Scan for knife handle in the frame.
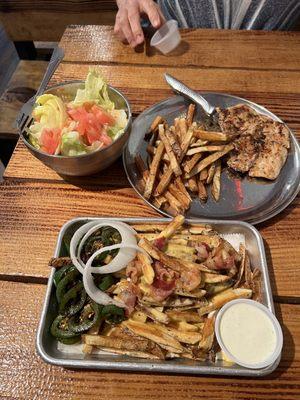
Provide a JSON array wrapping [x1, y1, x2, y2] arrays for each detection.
[[164, 73, 215, 115]]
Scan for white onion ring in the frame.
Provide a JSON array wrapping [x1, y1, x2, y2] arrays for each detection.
[[70, 220, 136, 274], [83, 244, 148, 307], [76, 222, 137, 272]]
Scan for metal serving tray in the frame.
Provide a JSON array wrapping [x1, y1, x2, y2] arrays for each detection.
[[37, 217, 280, 376]]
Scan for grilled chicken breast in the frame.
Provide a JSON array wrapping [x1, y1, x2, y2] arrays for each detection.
[[218, 104, 290, 180]]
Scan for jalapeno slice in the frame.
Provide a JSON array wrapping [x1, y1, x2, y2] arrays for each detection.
[[101, 304, 125, 324], [50, 315, 81, 342], [97, 275, 116, 291], [53, 265, 75, 287], [69, 302, 102, 333], [59, 282, 87, 316], [56, 268, 80, 303]]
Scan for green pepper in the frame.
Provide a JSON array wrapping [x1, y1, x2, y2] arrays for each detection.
[[53, 265, 75, 287], [50, 315, 81, 342], [59, 282, 86, 316], [56, 268, 80, 303], [69, 302, 102, 334], [101, 304, 125, 324], [98, 275, 116, 291]]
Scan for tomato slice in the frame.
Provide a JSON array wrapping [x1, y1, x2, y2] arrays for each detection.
[[68, 104, 115, 145], [40, 128, 61, 155], [91, 105, 115, 126]]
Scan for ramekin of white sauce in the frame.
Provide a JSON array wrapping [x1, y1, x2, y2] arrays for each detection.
[[215, 299, 283, 369]]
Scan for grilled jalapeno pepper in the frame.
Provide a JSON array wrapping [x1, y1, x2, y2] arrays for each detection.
[[56, 268, 80, 303], [50, 315, 81, 343], [101, 304, 125, 324], [59, 282, 86, 316], [97, 275, 116, 291], [69, 302, 102, 334], [53, 265, 75, 287]]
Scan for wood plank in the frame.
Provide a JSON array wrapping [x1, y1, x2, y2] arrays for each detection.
[[0, 179, 299, 299], [0, 12, 115, 42], [1, 280, 300, 399], [59, 26, 300, 71], [49, 63, 300, 95], [0, 180, 158, 281], [0, 60, 48, 139]]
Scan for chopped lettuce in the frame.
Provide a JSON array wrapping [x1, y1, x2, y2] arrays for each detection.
[[60, 131, 101, 156], [108, 109, 128, 139], [72, 69, 114, 110], [28, 93, 68, 148]]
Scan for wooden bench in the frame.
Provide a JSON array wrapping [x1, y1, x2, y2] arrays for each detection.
[[0, 0, 117, 42], [0, 60, 47, 140]]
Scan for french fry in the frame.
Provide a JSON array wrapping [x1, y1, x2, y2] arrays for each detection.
[[164, 190, 184, 214], [159, 125, 182, 177], [211, 161, 222, 201], [166, 129, 182, 159], [187, 176, 198, 193], [154, 324, 202, 344], [143, 141, 165, 199], [186, 145, 225, 156], [137, 252, 154, 285], [157, 215, 185, 239], [197, 288, 252, 316], [193, 129, 228, 142], [187, 145, 234, 178], [206, 162, 216, 184], [198, 179, 208, 202], [203, 272, 232, 283], [186, 104, 196, 127], [139, 238, 213, 274], [123, 320, 184, 353], [200, 168, 208, 181], [179, 118, 187, 139], [150, 115, 164, 133], [166, 310, 204, 323], [168, 183, 190, 210], [184, 153, 202, 173], [174, 177, 192, 201], [198, 313, 215, 351], [234, 244, 246, 288]]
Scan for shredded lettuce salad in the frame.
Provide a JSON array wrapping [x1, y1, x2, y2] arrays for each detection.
[[28, 69, 128, 156]]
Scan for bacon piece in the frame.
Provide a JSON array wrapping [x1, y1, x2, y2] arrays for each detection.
[[118, 282, 139, 316], [149, 262, 176, 301], [153, 237, 167, 251], [126, 261, 143, 284]]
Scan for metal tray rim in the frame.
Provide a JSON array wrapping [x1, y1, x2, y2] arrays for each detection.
[[36, 216, 280, 376]]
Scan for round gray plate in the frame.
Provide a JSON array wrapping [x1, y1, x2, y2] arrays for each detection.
[[123, 93, 300, 224]]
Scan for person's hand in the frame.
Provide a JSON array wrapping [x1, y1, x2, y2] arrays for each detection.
[[115, 0, 165, 47]]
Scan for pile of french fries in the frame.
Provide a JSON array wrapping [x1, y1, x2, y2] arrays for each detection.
[[83, 216, 262, 361], [134, 104, 234, 215]]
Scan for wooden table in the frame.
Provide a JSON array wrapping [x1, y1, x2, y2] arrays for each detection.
[[1, 26, 300, 399]]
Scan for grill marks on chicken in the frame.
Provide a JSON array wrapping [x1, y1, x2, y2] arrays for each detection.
[[217, 104, 290, 180]]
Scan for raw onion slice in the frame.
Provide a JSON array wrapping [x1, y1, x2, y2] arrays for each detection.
[[70, 220, 136, 274], [83, 244, 148, 307]]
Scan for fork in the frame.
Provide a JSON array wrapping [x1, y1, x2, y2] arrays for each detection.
[[15, 46, 65, 131]]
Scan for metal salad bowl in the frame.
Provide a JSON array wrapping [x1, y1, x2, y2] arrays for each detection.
[[20, 81, 132, 176]]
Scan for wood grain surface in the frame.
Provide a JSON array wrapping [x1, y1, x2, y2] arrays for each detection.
[[0, 179, 298, 300], [1, 281, 299, 400], [60, 26, 300, 71], [48, 63, 300, 95]]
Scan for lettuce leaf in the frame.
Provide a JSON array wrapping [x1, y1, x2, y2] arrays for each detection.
[[72, 68, 114, 110], [60, 131, 101, 156]]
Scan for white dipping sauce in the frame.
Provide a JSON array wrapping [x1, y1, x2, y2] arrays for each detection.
[[220, 302, 277, 365]]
